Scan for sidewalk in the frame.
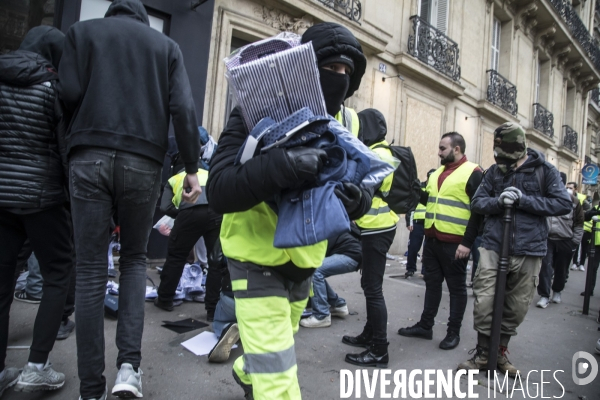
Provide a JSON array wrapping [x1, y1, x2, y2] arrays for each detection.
[[3, 257, 599, 399]]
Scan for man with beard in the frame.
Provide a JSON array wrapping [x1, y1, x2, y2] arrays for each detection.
[[398, 132, 482, 350]]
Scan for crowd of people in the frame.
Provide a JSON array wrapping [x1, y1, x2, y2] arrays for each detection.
[[0, 0, 599, 399]]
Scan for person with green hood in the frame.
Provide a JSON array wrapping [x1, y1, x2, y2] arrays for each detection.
[[0, 25, 73, 395], [458, 122, 571, 376]]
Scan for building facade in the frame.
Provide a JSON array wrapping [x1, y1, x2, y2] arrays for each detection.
[[203, 0, 600, 252]]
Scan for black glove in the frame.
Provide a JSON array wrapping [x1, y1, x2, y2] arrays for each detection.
[[285, 147, 328, 185], [335, 182, 363, 218]]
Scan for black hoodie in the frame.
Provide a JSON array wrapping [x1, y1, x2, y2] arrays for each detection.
[[0, 26, 67, 210], [357, 108, 387, 146], [57, 0, 199, 172]]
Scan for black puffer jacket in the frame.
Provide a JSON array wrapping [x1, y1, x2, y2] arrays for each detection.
[[0, 26, 67, 209], [472, 149, 572, 256]]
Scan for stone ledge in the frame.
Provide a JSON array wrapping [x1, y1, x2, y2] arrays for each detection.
[[475, 100, 520, 124], [557, 145, 579, 161], [390, 53, 465, 98], [526, 127, 557, 148]]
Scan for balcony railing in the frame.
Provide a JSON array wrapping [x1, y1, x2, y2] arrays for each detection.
[[315, 0, 362, 23], [533, 103, 554, 138], [407, 15, 461, 81], [562, 125, 579, 153], [549, 0, 600, 73], [486, 70, 518, 116]]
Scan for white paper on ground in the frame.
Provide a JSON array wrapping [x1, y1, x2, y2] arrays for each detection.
[[181, 331, 238, 356], [153, 215, 175, 230]]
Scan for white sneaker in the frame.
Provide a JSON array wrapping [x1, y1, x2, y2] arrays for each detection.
[[330, 304, 349, 317], [579, 265, 586, 272], [551, 292, 562, 304], [14, 362, 64, 392], [571, 264, 579, 271], [112, 363, 142, 398], [299, 315, 331, 328], [536, 297, 550, 309]]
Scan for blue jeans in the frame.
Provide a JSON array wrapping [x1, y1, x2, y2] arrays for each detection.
[[311, 254, 358, 318], [69, 147, 162, 399], [26, 253, 43, 298], [213, 292, 236, 338], [406, 221, 425, 273]]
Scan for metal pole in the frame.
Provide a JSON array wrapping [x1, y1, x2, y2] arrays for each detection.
[[583, 217, 597, 315], [487, 203, 513, 373]]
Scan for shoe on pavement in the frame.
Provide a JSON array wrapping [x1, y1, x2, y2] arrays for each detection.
[[466, 281, 473, 288], [78, 386, 107, 400], [112, 363, 142, 398], [342, 331, 373, 348], [153, 297, 182, 311], [439, 331, 460, 350], [570, 264, 578, 271], [551, 292, 562, 304], [596, 339, 600, 355], [497, 346, 519, 378], [345, 342, 389, 368], [536, 297, 550, 309], [580, 291, 595, 296], [397, 323, 433, 340], [457, 345, 488, 371], [13, 289, 41, 304], [56, 318, 75, 340], [300, 315, 331, 328], [330, 304, 349, 317], [404, 271, 414, 279], [208, 323, 240, 363], [0, 367, 21, 397], [14, 362, 64, 392], [579, 265, 586, 272]]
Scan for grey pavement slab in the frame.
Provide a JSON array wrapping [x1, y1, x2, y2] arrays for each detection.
[[3, 257, 600, 399]]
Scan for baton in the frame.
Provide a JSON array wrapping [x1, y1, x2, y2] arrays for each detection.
[[487, 202, 513, 373]]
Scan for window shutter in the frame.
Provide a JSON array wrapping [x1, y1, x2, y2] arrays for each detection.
[[436, 0, 448, 33], [419, 0, 432, 23]]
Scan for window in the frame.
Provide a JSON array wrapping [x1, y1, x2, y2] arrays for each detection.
[[491, 18, 501, 71], [0, 0, 55, 55], [418, 0, 448, 34], [536, 60, 541, 103], [79, 0, 167, 33]]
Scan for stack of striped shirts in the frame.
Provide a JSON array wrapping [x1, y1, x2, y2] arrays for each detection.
[[225, 33, 327, 131]]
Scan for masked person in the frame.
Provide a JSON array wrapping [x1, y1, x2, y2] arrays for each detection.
[[458, 122, 571, 376], [567, 181, 591, 272], [206, 22, 371, 400]]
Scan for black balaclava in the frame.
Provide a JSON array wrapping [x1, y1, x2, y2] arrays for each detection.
[[320, 70, 350, 117]]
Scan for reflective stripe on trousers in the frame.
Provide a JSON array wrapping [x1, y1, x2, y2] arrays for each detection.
[[229, 259, 311, 400]]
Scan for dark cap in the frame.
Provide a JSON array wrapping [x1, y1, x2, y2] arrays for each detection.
[[319, 54, 355, 75]]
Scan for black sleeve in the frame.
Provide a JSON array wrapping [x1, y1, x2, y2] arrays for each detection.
[[585, 208, 599, 221], [419, 189, 428, 206], [461, 169, 484, 249], [159, 182, 179, 219], [206, 107, 300, 214], [169, 45, 200, 174], [347, 186, 373, 221]]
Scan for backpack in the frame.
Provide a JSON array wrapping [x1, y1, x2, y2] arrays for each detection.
[[373, 144, 421, 214]]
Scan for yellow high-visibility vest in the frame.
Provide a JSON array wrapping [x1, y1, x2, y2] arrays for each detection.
[[168, 168, 209, 208], [355, 141, 399, 230], [413, 203, 427, 220], [335, 106, 359, 137], [424, 161, 478, 236]]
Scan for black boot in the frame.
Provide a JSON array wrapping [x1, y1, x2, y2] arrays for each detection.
[[342, 330, 373, 348], [345, 342, 389, 367]]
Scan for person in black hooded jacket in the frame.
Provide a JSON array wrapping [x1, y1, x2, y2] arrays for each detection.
[[206, 22, 371, 400], [57, 1, 202, 399], [0, 25, 73, 394]]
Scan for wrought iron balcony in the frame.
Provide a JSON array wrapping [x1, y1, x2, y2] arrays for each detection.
[[549, 0, 600, 73], [533, 103, 554, 138], [407, 15, 461, 81], [314, 0, 361, 23], [486, 70, 518, 116], [562, 125, 578, 153]]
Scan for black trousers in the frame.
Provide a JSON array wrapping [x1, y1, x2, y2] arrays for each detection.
[[538, 239, 574, 298], [157, 206, 221, 313], [587, 245, 600, 293], [573, 231, 591, 267], [419, 237, 468, 334], [0, 205, 74, 370], [360, 228, 396, 344]]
